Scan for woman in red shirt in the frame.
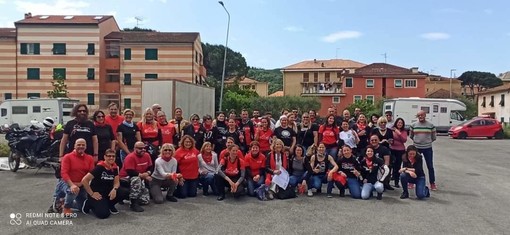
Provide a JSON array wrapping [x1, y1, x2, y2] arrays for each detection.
[[137, 108, 162, 163], [173, 135, 200, 199], [156, 111, 176, 145], [215, 144, 246, 201], [318, 114, 340, 160], [244, 141, 266, 197], [254, 116, 273, 156]]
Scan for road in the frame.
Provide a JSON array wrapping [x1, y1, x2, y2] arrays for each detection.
[[1, 136, 509, 235]]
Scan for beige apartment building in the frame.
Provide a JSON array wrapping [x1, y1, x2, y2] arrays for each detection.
[[0, 14, 205, 115], [425, 75, 463, 98], [224, 76, 269, 97]]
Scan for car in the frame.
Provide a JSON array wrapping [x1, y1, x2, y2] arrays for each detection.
[[448, 117, 504, 139]]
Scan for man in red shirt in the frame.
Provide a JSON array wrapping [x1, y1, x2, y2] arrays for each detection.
[[105, 103, 124, 134], [59, 138, 95, 217], [119, 141, 153, 212], [157, 111, 176, 145]]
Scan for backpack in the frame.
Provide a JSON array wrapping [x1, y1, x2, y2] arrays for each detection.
[[276, 185, 296, 200]]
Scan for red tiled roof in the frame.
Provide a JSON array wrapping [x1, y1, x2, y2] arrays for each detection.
[[353, 63, 428, 76], [269, 91, 284, 97], [0, 28, 16, 38], [426, 88, 461, 98], [225, 76, 265, 84], [105, 31, 198, 43], [477, 83, 510, 95], [15, 15, 113, 25], [283, 59, 366, 70]]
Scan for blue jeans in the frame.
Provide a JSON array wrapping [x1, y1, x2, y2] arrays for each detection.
[[53, 179, 67, 199], [174, 178, 198, 198], [309, 174, 328, 191], [247, 175, 265, 196], [289, 171, 308, 187], [325, 147, 338, 160], [361, 182, 384, 200], [199, 173, 217, 195], [417, 147, 435, 184], [400, 173, 429, 199], [328, 178, 361, 199], [55, 180, 87, 209]]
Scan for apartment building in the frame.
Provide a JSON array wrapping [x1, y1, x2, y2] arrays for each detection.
[[477, 84, 510, 124], [224, 76, 269, 97], [0, 14, 205, 115], [425, 75, 463, 98]]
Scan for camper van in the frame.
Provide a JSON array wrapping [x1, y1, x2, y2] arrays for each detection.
[[383, 98, 466, 133], [0, 98, 79, 127]]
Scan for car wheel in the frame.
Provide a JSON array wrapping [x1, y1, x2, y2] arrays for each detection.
[[458, 131, 467, 139], [495, 130, 504, 139]]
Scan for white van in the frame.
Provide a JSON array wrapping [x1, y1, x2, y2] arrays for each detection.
[[383, 98, 466, 132], [0, 98, 79, 127]]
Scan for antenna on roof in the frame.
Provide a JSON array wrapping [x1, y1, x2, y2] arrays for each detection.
[[381, 53, 387, 63], [134, 16, 144, 27]]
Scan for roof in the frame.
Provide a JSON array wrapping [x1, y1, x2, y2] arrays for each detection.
[[353, 63, 428, 76], [426, 88, 461, 98], [282, 59, 366, 70], [269, 91, 284, 97], [499, 72, 510, 81], [105, 31, 199, 43], [15, 15, 114, 25], [477, 83, 510, 95], [225, 76, 266, 84], [0, 28, 16, 38]]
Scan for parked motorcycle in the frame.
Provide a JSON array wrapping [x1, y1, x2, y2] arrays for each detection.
[[5, 124, 60, 172]]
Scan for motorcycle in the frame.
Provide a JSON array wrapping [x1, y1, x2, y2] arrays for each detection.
[[5, 123, 60, 172]]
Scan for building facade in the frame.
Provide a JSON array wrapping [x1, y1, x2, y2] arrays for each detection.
[[477, 84, 510, 124], [425, 75, 463, 98], [224, 76, 269, 97], [0, 14, 205, 115]]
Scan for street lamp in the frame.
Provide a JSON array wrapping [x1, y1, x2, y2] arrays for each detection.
[[218, 1, 230, 112], [450, 69, 456, 98]]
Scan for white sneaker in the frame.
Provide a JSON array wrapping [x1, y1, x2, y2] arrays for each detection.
[[307, 189, 313, 197]]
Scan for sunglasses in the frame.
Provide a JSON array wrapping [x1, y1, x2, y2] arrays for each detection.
[[135, 147, 145, 150], [162, 149, 173, 152], [78, 110, 87, 113], [192, 119, 199, 121], [105, 155, 116, 158], [96, 115, 104, 118]]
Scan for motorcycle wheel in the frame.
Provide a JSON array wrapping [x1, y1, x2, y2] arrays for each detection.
[[8, 152, 20, 172]]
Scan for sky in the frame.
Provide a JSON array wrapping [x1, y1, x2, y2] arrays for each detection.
[[1, 0, 509, 77]]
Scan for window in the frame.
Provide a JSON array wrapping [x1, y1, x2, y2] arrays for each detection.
[[106, 70, 120, 82], [27, 93, 40, 98], [481, 97, 486, 107], [52, 43, 66, 55], [501, 117, 505, 123], [124, 48, 131, 60], [53, 68, 66, 79], [490, 96, 494, 107], [124, 98, 131, 109], [1, 108, 6, 116], [325, 73, 330, 83], [87, 68, 95, 80], [314, 73, 318, 82], [500, 94, 505, 107], [124, 73, 132, 85], [440, 107, 447, 113], [433, 105, 439, 113], [394, 79, 402, 88], [303, 73, 309, 82], [145, 74, 158, 79], [27, 68, 40, 80], [106, 41, 120, 58], [354, 95, 362, 103], [87, 43, 95, 55], [332, 97, 340, 104], [421, 106, 430, 114], [337, 72, 342, 78], [404, 79, 417, 88], [366, 95, 374, 104], [20, 43, 40, 55], [366, 79, 374, 88], [4, 93, 12, 100], [87, 93, 95, 105], [345, 77, 353, 88], [12, 106, 28, 114], [145, 48, 158, 60], [33, 106, 41, 113]]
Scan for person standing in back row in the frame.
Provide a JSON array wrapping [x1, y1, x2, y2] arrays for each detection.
[[59, 104, 98, 161], [409, 110, 437, 191]]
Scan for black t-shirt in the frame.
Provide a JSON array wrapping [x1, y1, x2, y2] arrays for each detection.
[[373, 145, 391, 161], [224, 129, 242, 147], [373, 128, 394, 149], [117, 123, 140, 150], [297, 123, 318, 147], [89, 165, 118, 196], [359, 157, 385, 184], [95, 124, 115, 152], [64, 119, 96, 155], [403, 156, 425, 177], [273, 126, 296, 147], [337, 156, 361, 178]]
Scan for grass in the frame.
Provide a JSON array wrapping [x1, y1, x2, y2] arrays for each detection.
[[504, 126, 510, 139], [0, 143, 9, 157]]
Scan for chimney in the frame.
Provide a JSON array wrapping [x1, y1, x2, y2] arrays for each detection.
[[313, 59, 317, 63], [410, 67, 419, 73], [321, 62, 325, 67], [24, 12, 32, 19]]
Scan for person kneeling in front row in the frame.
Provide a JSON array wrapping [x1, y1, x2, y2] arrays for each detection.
[[360, 146, 389, 200], [150, 143, 181, 203], [215, 144, 246, 201], [81, 149, 129, 219], [399, 145, 430, 200]]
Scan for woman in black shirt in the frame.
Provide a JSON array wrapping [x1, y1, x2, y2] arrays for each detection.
[[93, 111, 116, 161], [399, 145, 430, 200], [360, 146, 389, 200], [296, 113, 318, 151], [328, 145, 362, 199], [117, 109, 141, 164]]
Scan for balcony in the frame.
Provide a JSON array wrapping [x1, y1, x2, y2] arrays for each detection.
[[301, 87, 345, 96], [301, 77, 343, 84]]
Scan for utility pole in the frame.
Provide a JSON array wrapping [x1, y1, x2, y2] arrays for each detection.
[[381, 53, 387, 63], [135, 16, 143, 27], [450, 69, 456, 98]]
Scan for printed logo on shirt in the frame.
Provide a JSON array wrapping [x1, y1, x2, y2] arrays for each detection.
[[71, 125, 91, 135], [101, 171, 115, 181], [281, 130, 291, 138], [341, 162, 355, 171], [184, 153, 197, 160]]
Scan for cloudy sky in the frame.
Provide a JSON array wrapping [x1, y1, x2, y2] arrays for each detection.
[[1, 0, 509, 77]]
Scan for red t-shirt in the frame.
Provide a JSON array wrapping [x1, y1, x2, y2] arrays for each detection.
[[244, 152, 266, 176], [158, 122, 176, 144], [319, 125, 339, 145], [105, 115, 124, 134], [174, 147, 200, 180], [220, 149, 245, 161], [257, 129, 273, 152], [61, 151, 95, 183], [220, 157, 246, 177], [119, 152, 153, 178], [137, 122, 160, 144]]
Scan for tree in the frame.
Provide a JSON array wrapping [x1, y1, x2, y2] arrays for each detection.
[[47, 75, 69, 98], [247, 67, 283, 94], [458, 71, 503, 96], [345, 99, 384, 117], [202, 43, 248, 80], [122, 27, 156, 32]]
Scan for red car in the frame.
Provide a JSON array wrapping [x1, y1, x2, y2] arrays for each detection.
[[448, 117, 504, 139]]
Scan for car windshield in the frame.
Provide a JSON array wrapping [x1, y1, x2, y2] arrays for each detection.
[[457, 120, 471, 126]]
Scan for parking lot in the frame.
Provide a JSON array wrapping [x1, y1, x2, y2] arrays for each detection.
[[1, 136, 510, 235]]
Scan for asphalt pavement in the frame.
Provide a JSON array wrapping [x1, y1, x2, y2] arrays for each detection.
[[1, 136, 510, 235]]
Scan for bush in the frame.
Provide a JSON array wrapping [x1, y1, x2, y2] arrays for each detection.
[[0, 143, 10, 157], [504, 126, 510, 139], [223, 94, 321, 117]]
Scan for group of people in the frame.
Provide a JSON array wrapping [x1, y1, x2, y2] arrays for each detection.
[[48, 103, 437, 219]]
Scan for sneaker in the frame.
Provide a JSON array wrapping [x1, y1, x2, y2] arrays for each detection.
[[217, 195, 225, 201], [166, 196, 178, 202], [400, 192, 409, 199], [63, 207, 73, 218], [47, 204, 55, 213], [430, 183, 437, 191], [267, 191, 275, 200], [327, 193, 333, 198], [376, 193, 383, 200], [408, 183, 415, 189], [307, 189, 313, 197], [394, 182, 400, 188], [109, 206, 119, 214], [425, 186, 431, 198], [81, 199, 90, 214], [339, 189, 345, 197], [384, 184, 395, 191], [130, 200, 144, 212]]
